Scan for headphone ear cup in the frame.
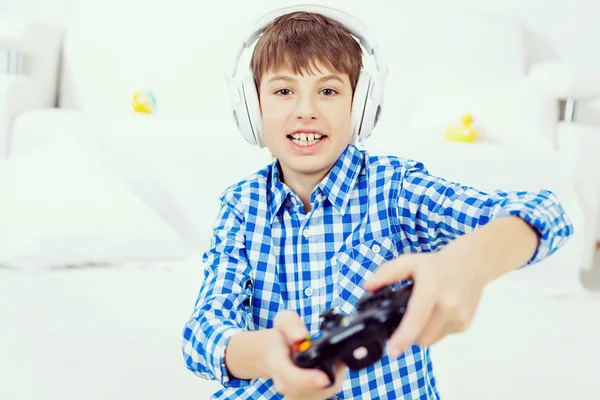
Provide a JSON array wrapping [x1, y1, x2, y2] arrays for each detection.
[[351, 71, 370, 144], [353, 71, 383, 145], [358, 83, 382, 145], [230, 75, 257, 146], [241, 74, 264, 147]]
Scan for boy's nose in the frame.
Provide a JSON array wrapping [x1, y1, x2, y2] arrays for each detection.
[[294, 96, 318, 120]]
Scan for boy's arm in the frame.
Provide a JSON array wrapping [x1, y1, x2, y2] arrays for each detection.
[[181, 198, 255, 389], [362, 160, 575, 356], [394, 160, 574, 266]]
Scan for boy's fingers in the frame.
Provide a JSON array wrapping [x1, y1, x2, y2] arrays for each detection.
[[315, 361, 348, 396], [280, 359, 331, 389], [274, 310, 309, 344], [334, 361, 349, 384], [363, 255, 416, 291], [387, 279, 436, 357], [414, 307, 448, 347]]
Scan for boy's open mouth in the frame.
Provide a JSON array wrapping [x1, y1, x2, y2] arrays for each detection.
[[286, 132, 327, 147]]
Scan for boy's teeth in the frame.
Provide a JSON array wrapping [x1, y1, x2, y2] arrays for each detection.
[[290, 132, 324, 146], [291, 132, 323, 140]]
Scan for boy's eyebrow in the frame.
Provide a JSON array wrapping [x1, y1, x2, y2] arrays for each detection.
[[267, 74, 345, 85]]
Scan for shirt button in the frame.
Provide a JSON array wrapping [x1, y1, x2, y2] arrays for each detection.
[[302, 229, 311, 239], [371, 244, 381, 254], [304, 287, 313, 297]]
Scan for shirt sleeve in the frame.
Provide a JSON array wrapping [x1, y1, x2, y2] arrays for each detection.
[[181, 194, 254, 389], [394, 160, 575, 266]]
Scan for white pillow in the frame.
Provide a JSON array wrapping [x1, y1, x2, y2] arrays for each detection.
[[403, 70, 558, 150], [93, 114, 272, 250], [0, 141, 189, 273]]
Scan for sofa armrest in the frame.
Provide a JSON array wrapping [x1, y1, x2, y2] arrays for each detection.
[[0, 16, 63, 159], [0, 75, 45, 158], [529, 61, 600, 100], [555, 121, 600, 269]]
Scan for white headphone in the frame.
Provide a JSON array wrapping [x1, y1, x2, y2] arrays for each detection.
[[224, 4, 389, 148]]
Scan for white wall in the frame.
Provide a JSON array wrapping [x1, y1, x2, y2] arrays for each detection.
[[3, 0, 599, 65], [2, 0, 600, 120]]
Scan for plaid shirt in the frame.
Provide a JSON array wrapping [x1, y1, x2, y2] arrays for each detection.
[[182, 144, 573, 399]]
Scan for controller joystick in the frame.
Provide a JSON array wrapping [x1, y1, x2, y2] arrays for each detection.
[[356, 285, 394, 311], [319, 308, 344, 330]]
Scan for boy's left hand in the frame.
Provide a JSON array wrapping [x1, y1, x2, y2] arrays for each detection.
[[363, 250, 487, 358]]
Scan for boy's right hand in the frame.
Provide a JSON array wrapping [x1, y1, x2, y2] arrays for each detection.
[[264, 310, 348, 400]]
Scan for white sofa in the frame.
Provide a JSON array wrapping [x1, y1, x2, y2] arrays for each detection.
[[2, 4, 600, 400]]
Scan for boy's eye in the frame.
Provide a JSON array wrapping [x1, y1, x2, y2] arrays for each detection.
[[320, 88, 338, 96], [273, 88, 338, 96]]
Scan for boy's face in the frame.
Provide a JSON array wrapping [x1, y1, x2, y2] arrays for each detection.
[[258, 62, 353, 183]]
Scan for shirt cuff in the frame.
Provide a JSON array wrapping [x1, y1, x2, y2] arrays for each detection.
[[491, 199, 571, 267], [208, 325, 252, 389]]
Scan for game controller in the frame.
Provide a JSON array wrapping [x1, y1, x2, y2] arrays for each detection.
[[291, 283, 413, 386]]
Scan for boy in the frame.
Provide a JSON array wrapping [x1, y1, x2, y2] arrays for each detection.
[[182, 7, 574, 400]]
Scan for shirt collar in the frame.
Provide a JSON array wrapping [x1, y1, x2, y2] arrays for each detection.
[[268, 163, 292, 222], [317, 144, 364, 215], [268, 144, 364, 222]]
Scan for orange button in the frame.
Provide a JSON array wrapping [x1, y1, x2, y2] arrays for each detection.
[[299, 340, 311, 352]]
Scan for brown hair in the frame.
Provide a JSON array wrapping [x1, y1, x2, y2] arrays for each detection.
[[250, 11, 363, 94]]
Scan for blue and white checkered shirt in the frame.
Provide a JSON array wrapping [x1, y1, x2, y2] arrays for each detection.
[[182, 144, 573, 399]]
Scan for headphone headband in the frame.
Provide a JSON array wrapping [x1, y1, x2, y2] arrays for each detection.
[[227, 4, 388, 94]]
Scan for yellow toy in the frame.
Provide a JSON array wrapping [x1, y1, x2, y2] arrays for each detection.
[[444, 113, 478, 142], [132, 91, 156, 114]]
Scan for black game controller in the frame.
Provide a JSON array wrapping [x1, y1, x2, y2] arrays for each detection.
[[291, 283, 413, 386]]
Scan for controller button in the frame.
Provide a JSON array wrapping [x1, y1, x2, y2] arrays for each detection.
[[299, 340, 311, 352], [353, 346, 368, 360]]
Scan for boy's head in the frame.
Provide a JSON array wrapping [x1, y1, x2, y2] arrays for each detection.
[[249, 11, 364, 182]]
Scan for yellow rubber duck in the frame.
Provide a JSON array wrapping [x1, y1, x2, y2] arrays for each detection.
[[132, 91, 156, 114], [444, 113, 478, 142]]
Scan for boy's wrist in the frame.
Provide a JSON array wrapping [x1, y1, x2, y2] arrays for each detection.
[[225, 328, 282, 381], [444, 216, 540, 285], [261, 328, 284, 378]]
